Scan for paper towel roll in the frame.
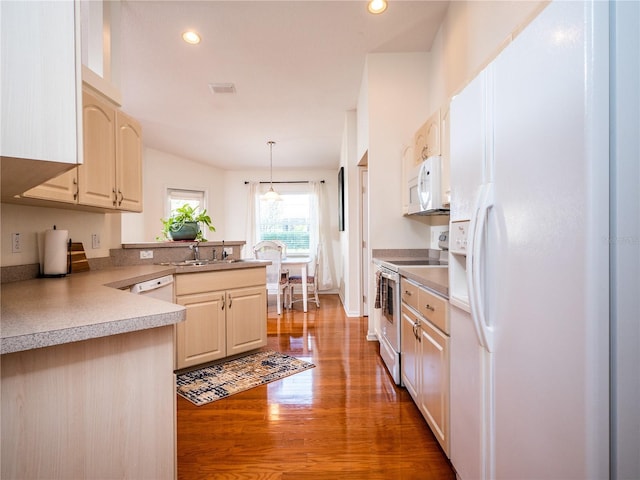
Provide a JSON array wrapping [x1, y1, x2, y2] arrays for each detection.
[[43, 229, 69, 276]]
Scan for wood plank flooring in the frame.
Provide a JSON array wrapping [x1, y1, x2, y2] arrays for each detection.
[[177, 294, 456, 479]]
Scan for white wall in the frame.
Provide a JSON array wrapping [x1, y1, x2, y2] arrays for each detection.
[[427, 0, 546, 111], [121, 147, 227, 243], [366, 52, 433, 251], [340, 110, 361, 316], [0, 203, 121, 267]]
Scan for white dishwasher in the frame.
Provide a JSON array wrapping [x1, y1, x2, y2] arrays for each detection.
[[129, 275, 174, 302]]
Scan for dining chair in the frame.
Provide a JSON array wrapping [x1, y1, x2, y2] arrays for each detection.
[[287, 245, 321, 309], [253, 240, 289, 315]]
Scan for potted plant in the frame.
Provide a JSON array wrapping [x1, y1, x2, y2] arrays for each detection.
[[159, 204, 215, 241]]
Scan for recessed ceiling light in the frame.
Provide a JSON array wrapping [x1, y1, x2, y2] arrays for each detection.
[[367, 0, 388, 14], [182, 30, 201, 45]]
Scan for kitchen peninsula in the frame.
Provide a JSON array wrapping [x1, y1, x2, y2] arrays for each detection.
[[1, 258, 269, 479], [1, 265, 185, 479]]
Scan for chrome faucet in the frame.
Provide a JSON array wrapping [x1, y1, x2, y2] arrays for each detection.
[[222, 240, 228, 260], [189, 241, 200, 261]]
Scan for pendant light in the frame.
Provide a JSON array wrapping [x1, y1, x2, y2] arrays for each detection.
[[264, 141, 281, 201]]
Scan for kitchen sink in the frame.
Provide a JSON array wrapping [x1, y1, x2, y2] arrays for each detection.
[[160, 259, 247, 267]]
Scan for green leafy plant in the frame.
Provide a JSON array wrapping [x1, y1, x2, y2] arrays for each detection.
[[159, 204, 215, 241]]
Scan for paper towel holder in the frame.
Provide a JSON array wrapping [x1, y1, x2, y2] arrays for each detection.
[[41, 225, 70, 278]]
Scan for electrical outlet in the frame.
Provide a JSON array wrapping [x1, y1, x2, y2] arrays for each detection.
[[140, 250, 154, 259], [11, 233, 21, 253], [91, 233, 101, 249]]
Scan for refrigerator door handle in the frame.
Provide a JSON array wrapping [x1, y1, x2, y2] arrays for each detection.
[[466, 183, 495, 352], [472, 183, 494, 352], [466, 184, 486, 348]]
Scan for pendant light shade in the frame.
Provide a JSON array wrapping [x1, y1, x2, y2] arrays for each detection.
[[264, 141, 281, 201]]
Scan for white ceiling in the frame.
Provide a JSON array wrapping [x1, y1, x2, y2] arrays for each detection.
[[119, 1, 449, 170]]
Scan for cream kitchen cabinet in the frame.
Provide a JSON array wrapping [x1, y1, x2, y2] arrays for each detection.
[[401, 277, 450, 456], [174, 267, 267, 370], [0, 0, 82, 198], [23, 88, 143, 212], [414, 109, 441, 165], [440, 104, 451, 208]]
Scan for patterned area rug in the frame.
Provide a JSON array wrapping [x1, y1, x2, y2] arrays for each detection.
[[176, 350, 315, 406]]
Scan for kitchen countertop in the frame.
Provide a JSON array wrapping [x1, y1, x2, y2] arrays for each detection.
[[398, 266, 449, 298], [0, 265, 183, 355], [1, 261, 270, 354], [373, 256, 449, 298]]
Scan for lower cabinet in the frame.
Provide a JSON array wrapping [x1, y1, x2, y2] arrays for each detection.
[[174, 268, 267, 370], [401, 278, 450, 456]]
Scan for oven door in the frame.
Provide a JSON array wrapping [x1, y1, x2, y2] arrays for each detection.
[[380, 270, 400, 353]]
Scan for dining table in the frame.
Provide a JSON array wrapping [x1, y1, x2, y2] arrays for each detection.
[[281, 256, 312, 312]]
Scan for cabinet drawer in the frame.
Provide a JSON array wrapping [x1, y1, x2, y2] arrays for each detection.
[[418, 287, 448, 335], [176, 267, 266, 296], [401, 278, 420, 311]]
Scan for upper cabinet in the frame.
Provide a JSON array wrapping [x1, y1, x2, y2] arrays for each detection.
[[440, 105, 451, 208], [0, 0, 82, 198], [414, 109, 441, 165], [403, 103, 451, 214], [114, 109, 143, 211], [24, 88, 143, 212]]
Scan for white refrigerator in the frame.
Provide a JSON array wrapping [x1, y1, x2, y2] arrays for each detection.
[[448, 1, 610, 479]]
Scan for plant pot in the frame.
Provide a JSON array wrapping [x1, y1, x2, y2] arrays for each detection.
[[169, 222, 200, 241]]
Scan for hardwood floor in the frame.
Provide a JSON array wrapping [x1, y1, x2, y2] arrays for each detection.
[[177, 294, 455, 479]]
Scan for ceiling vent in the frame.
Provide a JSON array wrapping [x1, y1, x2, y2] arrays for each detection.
[[208, 83, 236, 94]]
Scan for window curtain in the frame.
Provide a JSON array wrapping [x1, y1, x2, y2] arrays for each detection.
[[244, 182, 259, 258], [313, 181, 334, 290]]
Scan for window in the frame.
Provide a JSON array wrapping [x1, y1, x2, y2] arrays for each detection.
[[166, 188, 205, 217], [258, 193, 312, 255]]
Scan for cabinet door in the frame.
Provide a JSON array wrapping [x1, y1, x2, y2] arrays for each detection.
[[175, 291, 226, 370], [418, 318, 450, 455], [414, 122, 428, 166], [78, 89, 116, 209], [401, 305, 420, 400], [226, 285, 267, 357], [0, 1, 80, 165], [440, 104, 451, 207], [115, 110, 143, 212], [23, 168, 78, 203], [425, 110, 441, 157]]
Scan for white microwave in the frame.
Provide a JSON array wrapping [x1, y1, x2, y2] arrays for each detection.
[[407, 156, 449, 215]]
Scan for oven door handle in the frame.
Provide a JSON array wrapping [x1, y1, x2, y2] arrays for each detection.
[[379, 270, 399, 282]]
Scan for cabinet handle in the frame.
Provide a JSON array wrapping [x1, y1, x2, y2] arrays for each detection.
[[228, 295, 232, 309], [112, 188, 118, 206], [118, 189, 124, 206], [73, 178, 78, 200], [413, 321, 421, 341], [425, 304, 435, 312], [404, 290, 412, 296], [221, 294, 225, 310]]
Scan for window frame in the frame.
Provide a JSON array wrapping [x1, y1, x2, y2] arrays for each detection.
[[165, 188, 207, 218]]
